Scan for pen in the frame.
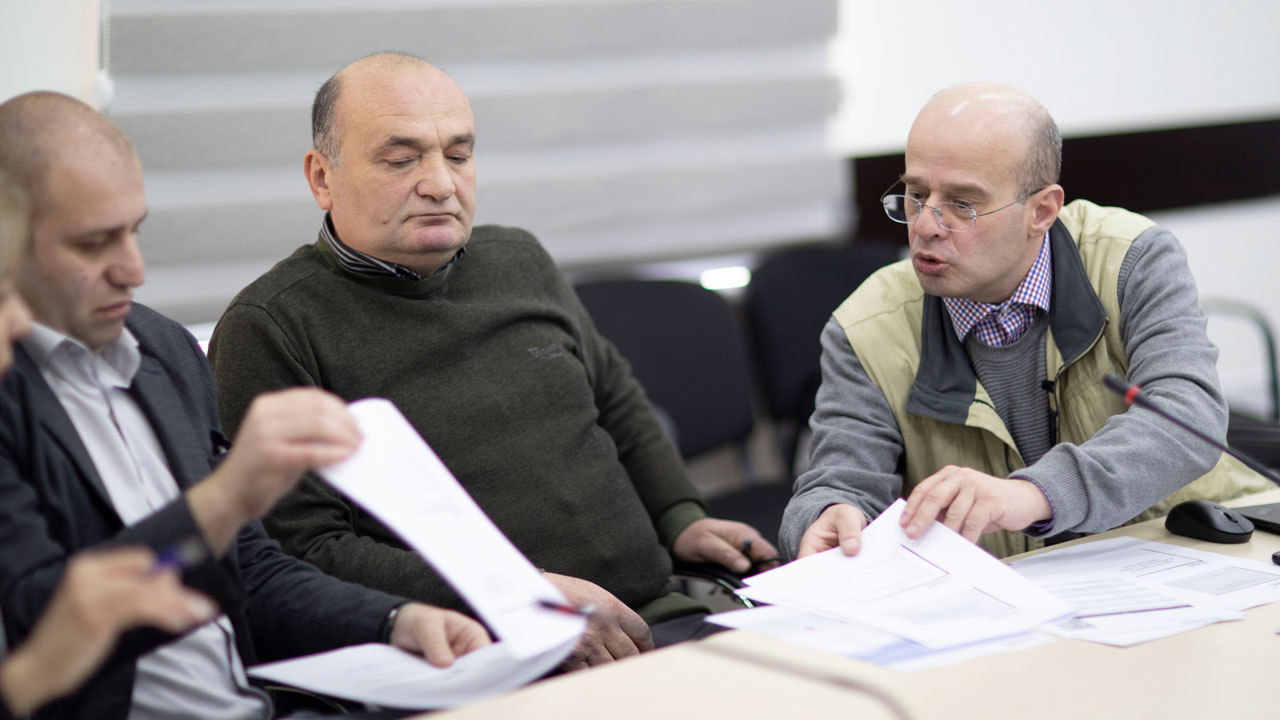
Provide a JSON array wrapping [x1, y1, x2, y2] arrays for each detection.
[[537, 599, 596, 617], [154, 537, 208, 574], [750, 556, 783, 571], [741, 539, 782, 572]]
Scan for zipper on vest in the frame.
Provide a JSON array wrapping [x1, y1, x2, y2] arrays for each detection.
[[1041, 379, 1060, 443], [1046, 318, 1110, 442]]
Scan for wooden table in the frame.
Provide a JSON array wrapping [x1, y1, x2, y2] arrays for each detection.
[[430, 489, 1280, 719]]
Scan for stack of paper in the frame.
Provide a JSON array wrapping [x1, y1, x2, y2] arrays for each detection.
[[249, 399, 584, 709], [713, 504, 1280, 667], [712, 500, 1073, 669], [1010, 536, 1280, 646]]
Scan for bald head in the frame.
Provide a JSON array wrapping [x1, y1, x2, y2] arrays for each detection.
[[0, 91, 140, 216], [0, 170, 26, 279], [312, 52, 468, 165], [911, 82, 1061, 196]]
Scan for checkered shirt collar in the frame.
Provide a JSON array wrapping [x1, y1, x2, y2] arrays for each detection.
[[943, 232, 1052, 346]]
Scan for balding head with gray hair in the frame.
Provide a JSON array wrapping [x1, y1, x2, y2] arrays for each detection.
[[922, 82, 1061, 196], [312, 51, 434, 165]]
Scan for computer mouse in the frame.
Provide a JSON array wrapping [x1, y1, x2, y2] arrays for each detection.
[[1164, 499, 1254, 543]]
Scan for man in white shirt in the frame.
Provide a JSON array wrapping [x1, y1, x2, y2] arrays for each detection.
[[0, 91, 490, 720]]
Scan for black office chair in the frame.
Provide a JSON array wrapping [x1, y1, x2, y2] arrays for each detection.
[[744, 241, 902, 474], [1204, 298, 1280, 479], [574, 279, 756, 463], [574, 279, 788, 554]]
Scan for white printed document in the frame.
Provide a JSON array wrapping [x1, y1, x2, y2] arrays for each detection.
[[249, 641, 573, 710], [706, 604, 1053, 671], [248, 398, 583, 708], [738, 500, 1073, 648], [1011, 536, 1280, 612], [1009, 536, 1280, 645]]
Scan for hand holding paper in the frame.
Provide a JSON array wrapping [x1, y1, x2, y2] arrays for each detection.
[[899, 466, 1053, 542], [249, 398, 585, 709], [388, 604, 493, 668], [795, 503, 867, 558], [741, 499, 1073, 648]]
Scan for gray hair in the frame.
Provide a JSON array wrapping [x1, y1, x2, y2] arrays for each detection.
[[311, 51, 430, 165], [1015, 104, 1062, 196]]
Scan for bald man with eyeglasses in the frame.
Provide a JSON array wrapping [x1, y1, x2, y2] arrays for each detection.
[[781, 82, 1270, 561]]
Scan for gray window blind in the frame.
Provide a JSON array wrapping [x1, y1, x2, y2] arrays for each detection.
[[109, 0, 844, 323]]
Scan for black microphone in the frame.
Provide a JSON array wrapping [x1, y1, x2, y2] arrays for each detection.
[[1102, 374, 1280, 485]]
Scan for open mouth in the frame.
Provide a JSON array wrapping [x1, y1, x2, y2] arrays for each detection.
[[912, 253, 948, 275]]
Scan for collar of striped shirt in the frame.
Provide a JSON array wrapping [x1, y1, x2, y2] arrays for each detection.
[[318, 213, 465, 280], [942, 231, 1052, 347]]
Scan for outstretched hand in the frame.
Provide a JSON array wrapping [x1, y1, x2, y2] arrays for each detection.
[[796, 504, 866, 558], [900, 465, 1052, 543]]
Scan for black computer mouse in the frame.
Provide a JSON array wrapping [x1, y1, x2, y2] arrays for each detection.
[[1164, 499, 1254, 543]]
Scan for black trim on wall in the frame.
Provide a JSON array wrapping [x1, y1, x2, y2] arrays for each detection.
[[851, 118, 1280, 243]]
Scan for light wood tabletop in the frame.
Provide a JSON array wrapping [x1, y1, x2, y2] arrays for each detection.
[[428, 489, 1280, 720]]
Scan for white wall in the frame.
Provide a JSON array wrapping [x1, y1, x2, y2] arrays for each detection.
[[1150, 198, 1280, 417], [833, 0, 1280, 155], [0, 0, 100, 105]]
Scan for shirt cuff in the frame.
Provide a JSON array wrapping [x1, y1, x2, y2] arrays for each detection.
[[379, 601, 412, 643]]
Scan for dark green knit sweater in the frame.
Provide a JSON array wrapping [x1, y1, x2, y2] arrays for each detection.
[[209, 225, 706, 621]]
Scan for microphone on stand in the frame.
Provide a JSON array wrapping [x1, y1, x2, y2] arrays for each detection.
[[1102, 374, 1280, 544], [1102, 374, 1280, 485]]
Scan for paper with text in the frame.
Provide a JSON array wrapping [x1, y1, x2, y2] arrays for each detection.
[[740, 500, 1072, 648], [1007, 536, 1279, 645], [250, 640, 576, 710], [1011, 537, 1280, 612], [249, 398, 583, 709], [316, 398, 584, 657]]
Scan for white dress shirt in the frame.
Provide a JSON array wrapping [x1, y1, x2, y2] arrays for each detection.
[[23, 323, 270, 720]]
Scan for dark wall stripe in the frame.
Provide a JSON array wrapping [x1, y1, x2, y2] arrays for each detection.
[[850, 118, 1280, 243]]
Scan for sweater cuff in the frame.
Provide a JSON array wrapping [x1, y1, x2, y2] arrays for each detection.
[[1014, 475, 1057, 537], [655, 500, 708, 550]]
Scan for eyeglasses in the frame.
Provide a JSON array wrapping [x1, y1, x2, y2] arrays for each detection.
[[881, 184, 1043, 232]]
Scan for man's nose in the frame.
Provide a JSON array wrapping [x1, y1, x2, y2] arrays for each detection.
[[913, 197, 949, 238], [415, 154, 457, 202], [106, 233, 146, 288]]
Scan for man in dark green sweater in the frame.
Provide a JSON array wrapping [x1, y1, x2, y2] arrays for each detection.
[[209, 52, 778, 671]]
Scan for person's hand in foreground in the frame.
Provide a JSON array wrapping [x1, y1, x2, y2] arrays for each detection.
[[543, 573, 653, 671], [387, 603, 493, 668], [672, 517, 780, 572], [899, 465, 1052, 543], [188, 388, 362, 555], [796, 504, 867, 558], [0, 548, 217, 716]]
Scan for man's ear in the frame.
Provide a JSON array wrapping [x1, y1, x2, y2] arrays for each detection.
[[304, 150, 334, 211], [1028, 184, 1065, 237]]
